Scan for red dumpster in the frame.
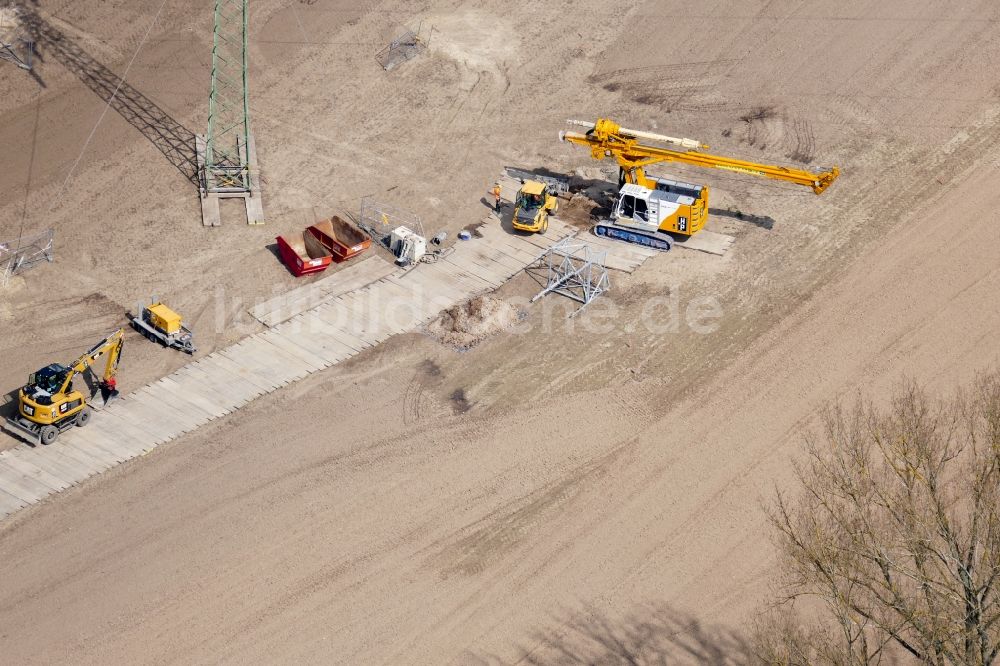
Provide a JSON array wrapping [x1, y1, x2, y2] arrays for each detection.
[[276, 227, 333, 276], [309, 216, 371, 262]]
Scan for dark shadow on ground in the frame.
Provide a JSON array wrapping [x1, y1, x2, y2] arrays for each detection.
[[18, 6, 200, 185], [1, 387, 19, 417], [477, 602, 752, 665], [504, 165, 570, 183], [264, 240, 285, 263], [708, 207, 775, 230], [504, 165, 614, 196]]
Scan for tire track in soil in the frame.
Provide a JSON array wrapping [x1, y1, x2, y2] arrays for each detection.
[[783, 114, 815, 164], [424, 441, 634, 579], [402, 359, 443, 425], [588, 60, 737, 113]]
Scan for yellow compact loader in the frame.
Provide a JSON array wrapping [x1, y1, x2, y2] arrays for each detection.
[[512, 180, 559, 234], [3, 329, 124, 446]]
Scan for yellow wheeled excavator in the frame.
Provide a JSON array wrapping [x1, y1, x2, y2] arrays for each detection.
[[559, 118, 840, 250], [3, 329, 124, 446]]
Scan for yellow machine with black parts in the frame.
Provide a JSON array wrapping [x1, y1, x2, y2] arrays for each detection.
[[512, 180, 560, 234], [559, 117, 840, 250], [3, 329, 124, 446]]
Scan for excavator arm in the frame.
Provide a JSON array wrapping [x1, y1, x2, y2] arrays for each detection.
[[57, 328, 125, 395], [560, 118, 839, 195]]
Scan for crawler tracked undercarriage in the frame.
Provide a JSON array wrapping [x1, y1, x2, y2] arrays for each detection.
[[593, 222, 674, 251]]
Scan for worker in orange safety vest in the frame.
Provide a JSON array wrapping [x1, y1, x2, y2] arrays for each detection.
[[490, 182, 502, 213]]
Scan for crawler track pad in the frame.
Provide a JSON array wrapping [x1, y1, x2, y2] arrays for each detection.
[[594, 224, 674, 251]]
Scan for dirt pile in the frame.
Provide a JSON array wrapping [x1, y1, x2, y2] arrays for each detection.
[[428, 295, 521, 349], [0, 6, 22, 41]]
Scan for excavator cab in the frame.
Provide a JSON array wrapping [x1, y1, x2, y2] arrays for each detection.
[[27, 364, 70, 403], [512, 180, 559, 234], [611, 179, 709, 236]]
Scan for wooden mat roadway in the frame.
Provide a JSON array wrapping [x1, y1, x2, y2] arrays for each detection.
[[0, 218, 614, 521], [249, 255, 399, 328]]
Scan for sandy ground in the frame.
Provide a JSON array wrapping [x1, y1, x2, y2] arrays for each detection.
[[1, 0, 999, 662]]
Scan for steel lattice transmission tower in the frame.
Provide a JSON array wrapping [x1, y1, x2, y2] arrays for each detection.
[[0, 4, 33, 71], [197, 0, 263, 226]]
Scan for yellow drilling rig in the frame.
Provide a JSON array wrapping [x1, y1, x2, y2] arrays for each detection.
[[559, 118, 840, 250]]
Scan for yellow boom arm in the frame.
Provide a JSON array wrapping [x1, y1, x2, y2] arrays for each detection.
[[57, 328, 125, 394], [560, 118, 839, 194]]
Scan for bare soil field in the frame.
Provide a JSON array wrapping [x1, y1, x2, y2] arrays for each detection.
[[1, 0, 999, 662]]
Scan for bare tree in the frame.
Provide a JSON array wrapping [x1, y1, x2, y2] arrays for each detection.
[[755, 373, 1000, 665]]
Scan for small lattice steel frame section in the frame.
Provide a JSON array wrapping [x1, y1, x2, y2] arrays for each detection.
[[1, 229, 54, 286], [0, 4, 33, 71], [530, 238, 610, 317], [357, 196, 424, 250], [375, 24, 428, 72]]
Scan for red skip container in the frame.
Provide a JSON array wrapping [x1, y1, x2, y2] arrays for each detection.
[[309, 216, 371, 263], [276, 227, 333, 276]]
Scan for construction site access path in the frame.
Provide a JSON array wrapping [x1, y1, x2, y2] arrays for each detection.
[[0, 219, 661, 521]]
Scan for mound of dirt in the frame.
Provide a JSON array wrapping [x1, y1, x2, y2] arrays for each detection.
[[428, 295, 521, 349], [0, 6, 22, 41]]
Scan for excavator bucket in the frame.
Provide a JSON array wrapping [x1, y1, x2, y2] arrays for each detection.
[[99, 381, 119, 407]]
